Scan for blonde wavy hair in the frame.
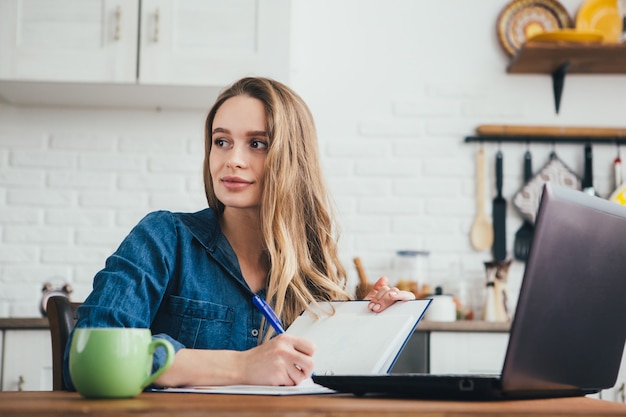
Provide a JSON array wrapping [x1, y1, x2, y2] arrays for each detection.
[[203, 77, 350, 338]]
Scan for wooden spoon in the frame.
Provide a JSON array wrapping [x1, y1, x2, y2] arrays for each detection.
[[470, 146, 494, 251], [353, 257, 372, 299]]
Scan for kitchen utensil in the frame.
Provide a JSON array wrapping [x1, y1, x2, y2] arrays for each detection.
[[513, 151, 581, 224], [492, 150, 507, 261], [609, 144, 626, 205], [576, 0, 623, 42], [483, 260, 512, 322], [613, 145, 623, 190], [496, 0, 573, 56], [470, 146, 494, 251], [582, 143, 596, 196], [353, 257, 372, 299], [513, 150, 534, 261]]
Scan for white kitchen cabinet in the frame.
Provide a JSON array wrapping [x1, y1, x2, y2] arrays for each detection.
[[0, 0, 291, 108], [429, 331, 509, 375], [1, 330, 52, 391], [0, 0, 139, 83], [138, 0, 290, 86]]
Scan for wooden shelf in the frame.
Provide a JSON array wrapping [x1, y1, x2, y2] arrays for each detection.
[[506, 42, 626, 113], [465, 124, 626, 144], [507, 42, 626, 74]]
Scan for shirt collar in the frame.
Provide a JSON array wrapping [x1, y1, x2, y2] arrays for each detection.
[[176, 208, 258, 297]]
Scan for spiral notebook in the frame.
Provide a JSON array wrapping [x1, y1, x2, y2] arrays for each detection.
[[160, 299, 430, 395]]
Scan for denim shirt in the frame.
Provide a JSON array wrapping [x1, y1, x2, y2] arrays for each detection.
[[62, 208, 269, 389]]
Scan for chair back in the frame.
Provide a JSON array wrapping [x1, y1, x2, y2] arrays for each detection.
[[47, 296, 81, 391]]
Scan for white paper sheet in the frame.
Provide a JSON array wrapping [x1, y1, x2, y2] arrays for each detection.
[[157, 378, 335, 396]]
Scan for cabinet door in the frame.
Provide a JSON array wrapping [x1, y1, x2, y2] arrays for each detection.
[[0, 0, 138, 82], [138, 0, 290, 85], [429, 332, 509, 375], [1, 330, 52, 391]]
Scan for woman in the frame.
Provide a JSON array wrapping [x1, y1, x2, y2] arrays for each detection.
[[64, 77, 413, 389]]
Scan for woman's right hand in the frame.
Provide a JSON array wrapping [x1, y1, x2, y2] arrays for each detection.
[[238, 334, 315, 386]]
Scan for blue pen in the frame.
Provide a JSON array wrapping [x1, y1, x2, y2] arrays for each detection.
[[252, 295, 285, 334]]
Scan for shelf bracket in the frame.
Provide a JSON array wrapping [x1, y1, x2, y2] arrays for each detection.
[[551, 62, 569, 114]]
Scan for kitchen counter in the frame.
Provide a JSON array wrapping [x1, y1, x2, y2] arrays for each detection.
[[418, 320, 510, 332], [0, 318, 510, 332], [0, 318, 49, 330]]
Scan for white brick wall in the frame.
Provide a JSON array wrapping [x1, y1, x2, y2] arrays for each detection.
[[1, 0, 625, 317], [0, 109, 207, 315]]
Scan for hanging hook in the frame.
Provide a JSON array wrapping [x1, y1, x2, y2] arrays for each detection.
[[549, 141, 557, 159]]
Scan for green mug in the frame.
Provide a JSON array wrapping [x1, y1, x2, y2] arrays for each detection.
[[69, 328, 174, 398]]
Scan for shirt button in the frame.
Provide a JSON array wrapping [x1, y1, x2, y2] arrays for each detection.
[[251, 329, 259, 337]]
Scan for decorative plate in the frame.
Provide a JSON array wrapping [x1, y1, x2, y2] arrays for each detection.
[[497, 0, 573, 56], [576, 0, 622, 43], [527, 28, 604, 42]]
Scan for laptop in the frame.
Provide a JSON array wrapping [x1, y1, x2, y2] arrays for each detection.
[[313, 183, 626, 400]]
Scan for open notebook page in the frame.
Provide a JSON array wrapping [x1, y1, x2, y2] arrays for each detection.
[[156, 299, 430, 396], [286, 299, 430, 375]]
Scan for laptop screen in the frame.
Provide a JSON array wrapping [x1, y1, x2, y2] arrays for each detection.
[[501, 184, 626, 393]]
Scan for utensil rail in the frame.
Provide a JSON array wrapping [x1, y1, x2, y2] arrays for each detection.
[[465, 135, 626, 145]]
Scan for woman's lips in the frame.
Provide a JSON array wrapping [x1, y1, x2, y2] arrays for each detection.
[[221, 176, 253, 190]]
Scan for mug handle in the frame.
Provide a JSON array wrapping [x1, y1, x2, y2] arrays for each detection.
[[142, 338, 175, 389]]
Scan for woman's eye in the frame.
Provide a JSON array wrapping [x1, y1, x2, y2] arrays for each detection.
[[251, 140, 268, 150], [213, 138, 227, 147]]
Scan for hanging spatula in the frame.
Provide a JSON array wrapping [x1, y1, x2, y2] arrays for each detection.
[[513, 150, 534, 261], [582, 143, 596, 196], [492, 150, 507, 261]]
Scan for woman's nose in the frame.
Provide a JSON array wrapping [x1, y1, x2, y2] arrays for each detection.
[[226, 159, 243, 168], [226, 146, 246, 169]]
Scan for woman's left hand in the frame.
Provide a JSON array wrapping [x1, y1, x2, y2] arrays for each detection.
[[364, 276, 416, 313]]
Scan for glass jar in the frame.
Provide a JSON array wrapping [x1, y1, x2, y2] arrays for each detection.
[[393, 250, 430, 296]]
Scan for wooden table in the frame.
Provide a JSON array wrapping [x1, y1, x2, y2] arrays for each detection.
[[1, 391, 626, 417]]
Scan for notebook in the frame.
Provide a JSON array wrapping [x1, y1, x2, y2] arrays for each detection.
[[159, 298, 430, 395], [314, 183, 626, 400], [286, 298, 430, 375]]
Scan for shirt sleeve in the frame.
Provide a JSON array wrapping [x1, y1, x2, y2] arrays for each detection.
[[151, 332, 185, 375], [62, 211, 183, 390]]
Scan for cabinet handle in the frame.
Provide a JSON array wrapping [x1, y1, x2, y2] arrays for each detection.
[[114, 6, 122, 41], [17, 375, 24, 391], [153, 8, 160, 43]]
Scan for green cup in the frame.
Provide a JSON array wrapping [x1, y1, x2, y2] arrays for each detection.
[[69, 328, 174, 398]]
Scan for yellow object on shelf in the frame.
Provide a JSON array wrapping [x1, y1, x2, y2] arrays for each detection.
[[576, 0, 623, 43], [527, 28, 605, 42], [610, 185, 626, 205]]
